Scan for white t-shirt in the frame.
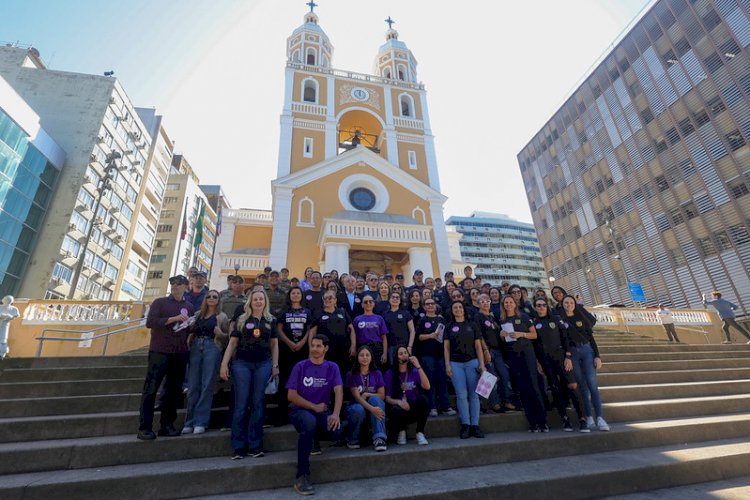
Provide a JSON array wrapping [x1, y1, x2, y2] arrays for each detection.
[[656, 308, 674, 324]]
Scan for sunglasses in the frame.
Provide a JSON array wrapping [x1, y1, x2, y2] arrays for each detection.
[[425, 302, 436, 306], [535, 303, 547, 308], [362, 300, 374, 304], [207, 295, 219, 299], [323, 296, 336, 300]]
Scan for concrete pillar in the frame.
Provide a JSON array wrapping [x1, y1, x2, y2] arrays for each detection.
[[324, 242, 350, 274], [407, 246, 433, 282], [269, 187, 294, 270]]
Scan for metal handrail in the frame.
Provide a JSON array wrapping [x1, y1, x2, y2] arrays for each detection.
[[35, 318, 146, 357]]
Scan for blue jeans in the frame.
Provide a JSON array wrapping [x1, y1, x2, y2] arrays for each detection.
[[486, 348, 512, 405], [231, 358, 272, 451], [571, 344, 603, 419], [185, 337, 221, 428], [291, 408, 343, 478], [346, 396, 387, 443], [420, 354, 450, 411], [450, 358, 480, 425]]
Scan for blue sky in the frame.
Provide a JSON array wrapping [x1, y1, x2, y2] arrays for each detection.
[[1, 0, 652, 222]]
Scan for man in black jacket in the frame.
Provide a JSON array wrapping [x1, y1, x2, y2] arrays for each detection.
[[337, 274, 364, 318]]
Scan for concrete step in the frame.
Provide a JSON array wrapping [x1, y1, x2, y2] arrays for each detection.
[[0, 378, 143, 399], [3, 424, 750, 500], [605, 475, 750, 499], [0, 356, 147, 369], [600, 379, 750, 402], [598, 367, 750, 385], [241, 437, 750, 500], [599, 358, 750, 373], [1, 410, 748, 476], [0, 366, 146, 383], [0, 393, 143, 418], [603, 350, 750, 361], [599, 344, 750, 354]]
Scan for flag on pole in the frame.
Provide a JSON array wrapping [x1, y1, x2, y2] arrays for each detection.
[[216, 206, 222, 236], [180, 203, 188, 240], [193, 201, 205, 249]]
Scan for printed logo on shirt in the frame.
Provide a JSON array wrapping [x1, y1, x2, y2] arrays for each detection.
[[550, 322, 556, 329], [306, 295, 312, 301], [337, 314, 344, 319], [576, 321, 583, 327], [253, 328, 261, 338], [514, 319, 521, 325], [322, 315, 329, 320], [303, 376, 314, 387], [425, 322, 431, 328], [247, 323, 255, 330], [452, 326, 460, 332], [397, 314, 403, 319], [303, 376, 328, 388], [355, 297, 361, 303], [358, 321, 366, 328], [535, 323, 543, 330]]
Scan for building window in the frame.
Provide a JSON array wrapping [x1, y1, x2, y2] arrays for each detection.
[[157, 224, 172, 233], [291, 49, 300, 63], [302, 78, 318, 103], [297, 196, 314, 227], [382, 67, 392, 79], [166, 183, 180, 191], [52, 263, 73, 283], [306, 48, 316, 65], [728, 177, 750, 199], [397, 64, 406, 81], [349, 187, 376, 211], [726, 130, 746, 152], [148, 271, 163, 280], [408, 150, 417, 170], [155, 239, 169, 248], [399, 94, 414, 117], [412, 206, 426, 224], [150, 254, 166, 264], [303, 137, 313, 158]]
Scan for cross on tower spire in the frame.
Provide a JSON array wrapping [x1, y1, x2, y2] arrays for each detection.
[[306, 0, 318, 13], [385, 16, 395, 30]]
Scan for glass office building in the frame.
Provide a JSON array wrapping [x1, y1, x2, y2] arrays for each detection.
[[518, 0, 750, 310], [446, 212, 547, 290], [0, 79, 64, 297]]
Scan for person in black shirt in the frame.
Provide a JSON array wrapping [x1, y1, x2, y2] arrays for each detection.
[[302, 271, 325, 318], [509, 284, 536, 320], [220, 290, 278, 458], [336, 275, 364, 319], [415, 300, 455, 417], [561, 295, 609, 432], [475, 294, 514, 413], [532, 297, 586, 432], [407, 288, 426, 322], [373, 281, 391, 316], [499, 295, 547, 433], [466, 288, 481, 318], [276, 287, 314, 425], [309, 290, 356, 380], [382, 292, 416, 364], [444, 301, 486, 439]]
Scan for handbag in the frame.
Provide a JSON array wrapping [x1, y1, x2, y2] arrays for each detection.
[[265, 375, 279, 395]]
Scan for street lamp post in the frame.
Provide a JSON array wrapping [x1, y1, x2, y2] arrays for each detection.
[[604, 218, 633, 304], [67, 152, 122, 299]]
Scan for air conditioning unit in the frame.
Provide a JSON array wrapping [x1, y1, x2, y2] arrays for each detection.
[[111, 207, 120, 214], [82, 294, 92, 300], [132, 160, 141, 166], [128, 131, 139, 140], [94, 217, 104, 225], [125, 149, 134, 155], [62, 250, 72, 258], [50, 276, 60, 285], [114, 235, 123, 243], [89, 153, 97, 162], [102, 248, 111, 255]]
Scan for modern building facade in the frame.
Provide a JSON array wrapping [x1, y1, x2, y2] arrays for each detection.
[[518, 0, 750, 310], [210, 7, 458, 288], [446, 212, 547, 290], [144, 154, 217, 299], [0, 46, 165, 301], [0, 74, 65, 297]]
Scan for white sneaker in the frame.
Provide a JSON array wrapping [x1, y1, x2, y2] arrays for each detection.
[[193, 426, 206, 434], [181, 426, 193, 435], [415, 432, 429, 445], [445, 407, 457, 416], [429, 409, 438, 417], [596, 417, 610, 431], [397, 430, 407, 445], [586, 416, 595, 429]]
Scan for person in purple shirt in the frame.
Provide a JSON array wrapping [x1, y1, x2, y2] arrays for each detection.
[[353, 297, 389, 367], [384, 345, 431, 446], [345, 345, 388, 451], [287, 334, 343, 496], [137, 275, 195, 441]]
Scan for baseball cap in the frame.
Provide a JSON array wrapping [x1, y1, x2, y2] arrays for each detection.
[[396, 273, 404, 279], [194, 271, 207, 278], [169, 275, 189, 285]]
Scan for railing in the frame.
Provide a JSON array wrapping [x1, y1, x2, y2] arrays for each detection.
[[592, 307, 715, 342], [223, 208, 273, 223], [393, 117, 424, 129], [35, 317, 147, 357], [291, 101, 328, 116], [320, 218, 431, 245], [220, 254, 270, 272], [22, 300, 138, 325], [287, 62, 425, 91]]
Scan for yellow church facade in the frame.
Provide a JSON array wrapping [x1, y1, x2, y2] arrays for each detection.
[[210, 9, 459, 285]]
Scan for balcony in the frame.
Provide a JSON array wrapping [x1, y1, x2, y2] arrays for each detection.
[[287, 62, 424, 91], [291, 101, 327, 116], [223, 208, 273, 225], [220, 253, 270, 273], [393, 117, 424, 130], [319, 216, 431, 247]]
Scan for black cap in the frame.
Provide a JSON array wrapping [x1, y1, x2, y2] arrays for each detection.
[[384, 273, 393, 278], [413, 269, 423, 275], [169, 275, 189, 285], [194, 271, 207, 278], [396, 273, 404, 279]]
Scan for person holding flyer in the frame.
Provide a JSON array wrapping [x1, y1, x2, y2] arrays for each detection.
[[415, 299, 456, 417]]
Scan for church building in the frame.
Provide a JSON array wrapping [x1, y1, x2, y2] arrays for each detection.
[[210, 6, 458, 286]]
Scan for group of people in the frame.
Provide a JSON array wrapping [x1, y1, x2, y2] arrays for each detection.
[[136, 265, 610, 497]]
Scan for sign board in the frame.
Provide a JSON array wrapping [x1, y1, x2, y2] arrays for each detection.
[[628, 282, 646, 303]]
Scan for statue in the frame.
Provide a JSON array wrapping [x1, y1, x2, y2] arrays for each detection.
[[0, 295, 20, 360]]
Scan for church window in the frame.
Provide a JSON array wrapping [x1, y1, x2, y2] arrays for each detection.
[[383, 67, 392, 79], [297, 196, 315, 227], [291, 49, 300, 63], [349, 187, 377, 211], [399, 94, 414, 117], [302, 78, 318, 103], [408, 150, 417, 169], [303, 137, 314, 158], [412, 206, 426, 224], [306, 48, 316, 65], [397, 64, 406, 81]]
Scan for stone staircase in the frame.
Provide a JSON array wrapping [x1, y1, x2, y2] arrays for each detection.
[[1, 331, 750, 499]]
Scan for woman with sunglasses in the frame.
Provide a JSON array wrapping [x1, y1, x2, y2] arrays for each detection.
[[374, 281, 392, 316], [383, 292, 416, 365], [561, 294, 609, 432], [183, 290, 228, 434], [353, 296, 389, 367], [466, 288, 481, 318], [475, 293, 514, 414], [508, 284, 536, 320], [220, 290, 278, 458], [445, 300, 486, 439], [308, 290, 356, 379], [416, 298, 456, 417], [499, 295, 547, 432], [276, 286, 314, 425], [533, 297, 587, 432]]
